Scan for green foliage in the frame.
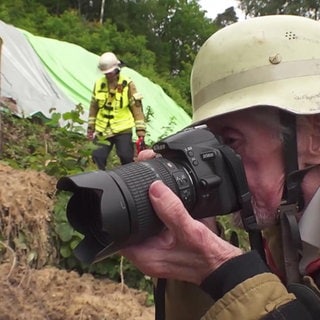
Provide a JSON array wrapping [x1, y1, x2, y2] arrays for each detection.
[[1, 105, 155, 295], [239, 0, 320, 19], [156, 116, 179, 142], [53, 190, 154, 299], [0, 106, 96, 176], [1, 105, 154, 296], [53, 191, 84, 266], [214, 6, 239, 28], [217, 215, 250, 251]]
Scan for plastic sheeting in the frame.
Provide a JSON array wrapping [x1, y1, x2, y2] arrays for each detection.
[[0, 20, 75, 118], [0, 20, 191, 142]]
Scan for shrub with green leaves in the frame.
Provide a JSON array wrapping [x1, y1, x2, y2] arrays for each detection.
[[1, 106, 154, 297]]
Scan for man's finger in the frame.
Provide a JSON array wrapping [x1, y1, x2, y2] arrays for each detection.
[[149, 180, 193, 231], [137, 149, 156, 161]]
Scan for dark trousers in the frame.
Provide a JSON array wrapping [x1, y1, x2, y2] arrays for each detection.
[[92, 132, 134, 170]]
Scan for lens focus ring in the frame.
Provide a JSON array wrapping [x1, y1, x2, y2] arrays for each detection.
[[112, 158, 179, 236]]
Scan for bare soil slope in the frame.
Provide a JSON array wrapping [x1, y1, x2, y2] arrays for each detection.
[[0, 163, 155, 320]]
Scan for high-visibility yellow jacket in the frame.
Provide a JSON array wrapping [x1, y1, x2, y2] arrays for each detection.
[[88, 73, 145, 137]]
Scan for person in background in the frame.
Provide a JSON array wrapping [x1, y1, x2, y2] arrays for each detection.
[[87, 52, 146, 170], [121, 15, 320, 319]]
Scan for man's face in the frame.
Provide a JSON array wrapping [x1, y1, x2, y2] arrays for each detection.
[[206, 107, 286, 227], [105, 69, 118, 81]]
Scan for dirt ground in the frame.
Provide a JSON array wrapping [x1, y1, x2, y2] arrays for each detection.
[[0, 163, 155, 320]]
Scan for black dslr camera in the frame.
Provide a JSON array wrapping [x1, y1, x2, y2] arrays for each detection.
[[57, 125, 248, 264]]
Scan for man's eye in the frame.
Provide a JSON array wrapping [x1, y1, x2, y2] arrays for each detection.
[[223, 137, 237, 146]]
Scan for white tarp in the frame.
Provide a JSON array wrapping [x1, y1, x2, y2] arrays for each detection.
[[0, 20, 75, 118]]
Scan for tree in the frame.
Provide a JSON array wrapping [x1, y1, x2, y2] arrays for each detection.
[[239, 0, 320, 19], [214, 6, 238, 28], [97, 0, 217, 76]]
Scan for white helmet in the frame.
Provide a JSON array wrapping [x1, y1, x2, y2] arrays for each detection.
[[98, 52, 120, 74], [191, 15, 320, 124]]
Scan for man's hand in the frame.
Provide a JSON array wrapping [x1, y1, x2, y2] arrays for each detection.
[[137, 149, 155, 160], [136, 136, 146, 154], [136, 129, 146, 137], [120, 150, 243, 285]]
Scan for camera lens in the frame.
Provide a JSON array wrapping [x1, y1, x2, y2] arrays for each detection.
[[58, 157, 195, 263]]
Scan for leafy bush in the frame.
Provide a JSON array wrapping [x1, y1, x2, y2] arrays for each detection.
[[1, 106, 154, 299]]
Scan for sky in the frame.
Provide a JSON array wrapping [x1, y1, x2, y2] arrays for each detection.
[[198, 0, 245, 20]]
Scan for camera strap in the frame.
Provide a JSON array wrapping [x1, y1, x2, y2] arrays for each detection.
[[280, 111, 304, 209], [278, 111, 319, 285], [154, 278, 166, 320], [218, 145, 266, 262]]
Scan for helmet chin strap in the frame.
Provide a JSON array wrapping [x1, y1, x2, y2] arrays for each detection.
[[278, 111, 319, 284], [280, 111, 304, 209]]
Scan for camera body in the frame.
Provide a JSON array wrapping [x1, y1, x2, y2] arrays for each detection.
[[57, 125, 242, 264], [151, 125, 239, 217]]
